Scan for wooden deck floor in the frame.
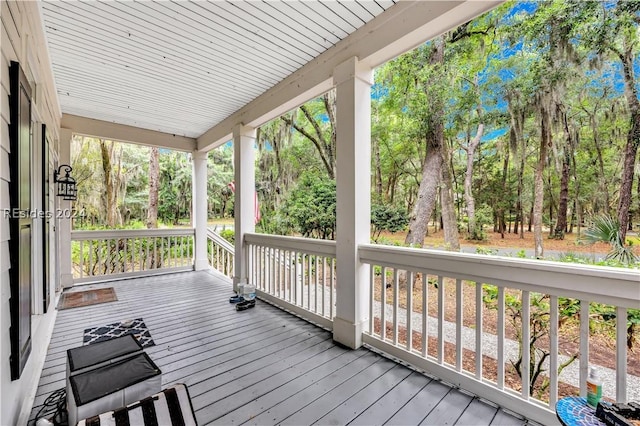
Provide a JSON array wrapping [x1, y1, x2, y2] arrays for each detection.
[[30, 270, 529, 425]]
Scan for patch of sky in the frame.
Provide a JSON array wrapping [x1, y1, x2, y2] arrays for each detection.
[[636, 57, 640, 95], [483, 98, 508, 113], [371, 83, 388, 100], [601, 63, 625, 95], [483, 127, 508, 141], [453, 126, 506, 144], [501, 1, 537, 25], [491, 41, 524, 61], [497, 68, 516, 83]]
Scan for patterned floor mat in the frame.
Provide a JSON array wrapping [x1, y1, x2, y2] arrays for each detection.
[[83, 318, 155, 348]]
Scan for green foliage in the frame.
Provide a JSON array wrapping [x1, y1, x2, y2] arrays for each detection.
[[158, 151, 192, 225], [467, 205, 493, 241], [280, 173, 336, 239], [374, 236, 403, 247], [219, 229, 235, 244], [371, 204, 409, 242], [475, 246, 498, 256], [208, 145, 234, 218], [581, 215, 638, 265]]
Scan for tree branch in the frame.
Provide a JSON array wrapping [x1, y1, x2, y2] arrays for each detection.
[[280, 115, 334, 179], [300, 104, 328, 150]]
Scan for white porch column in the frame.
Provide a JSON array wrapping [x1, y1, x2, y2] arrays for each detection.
[[333, 57, 373, 349], [58, 128, 73, 288], [233, 124, 256, 292], [192, 149, 209, 270]]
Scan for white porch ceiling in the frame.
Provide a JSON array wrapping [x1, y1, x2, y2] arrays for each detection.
[[40, 0, 397, 139]]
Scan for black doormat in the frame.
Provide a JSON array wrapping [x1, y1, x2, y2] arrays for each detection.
[[59, 288, 117, 310], [83, 318, 155, 348]]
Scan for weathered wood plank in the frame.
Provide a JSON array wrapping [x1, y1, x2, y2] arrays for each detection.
[[187, 336, 334, 398], [456, 398, 500, 425], [420, 389, 474, 425], [211, 351, 381, 425], [384, 379, 452, 425], [349, 372, 432, 425], [490, 408, 527, 425], [245, 357, 397, 426], [306, 366, 413, 425], [194, 345, 361, 421]]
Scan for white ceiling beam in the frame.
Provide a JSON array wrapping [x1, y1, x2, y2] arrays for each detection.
[[197, 0, 502, 151], [62, 113, 196, 151]]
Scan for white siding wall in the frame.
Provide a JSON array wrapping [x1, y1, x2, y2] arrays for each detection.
[[0, 1, 61, 424]]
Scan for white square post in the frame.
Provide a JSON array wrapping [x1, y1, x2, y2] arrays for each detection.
[[232, 124, 256, 292], [192, 149, 209, 271], [333, 57, 373, 349]]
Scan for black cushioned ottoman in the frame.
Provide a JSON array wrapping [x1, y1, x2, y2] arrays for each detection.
[[67, 351, 161, 425]]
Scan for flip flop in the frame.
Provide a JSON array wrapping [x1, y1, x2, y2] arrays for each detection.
[[235, 299, 256, 311], [229, 295, 244, 303]]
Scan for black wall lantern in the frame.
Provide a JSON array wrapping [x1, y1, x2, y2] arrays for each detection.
[[53, 164, 77, 201]]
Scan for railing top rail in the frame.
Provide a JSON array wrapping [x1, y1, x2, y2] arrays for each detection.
[[359, 243, 640, 308], [245, 232, 336, 257], [71, 228, 195, 240], [207, 229, 235, 252]]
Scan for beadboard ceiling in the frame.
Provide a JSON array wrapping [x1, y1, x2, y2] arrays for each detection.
[[40, 1, 396, 139]]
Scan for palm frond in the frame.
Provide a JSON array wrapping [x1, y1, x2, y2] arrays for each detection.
[[582, 214, 638, 264]]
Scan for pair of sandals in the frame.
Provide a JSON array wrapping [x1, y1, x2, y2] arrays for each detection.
[[229, 294, 256, 311], [235, 299, 256, 311]]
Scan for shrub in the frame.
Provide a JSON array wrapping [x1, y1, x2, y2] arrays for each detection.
[[371, 204, 408, 242], [283, 173, 336, 239], [219, 229, 235, 244]]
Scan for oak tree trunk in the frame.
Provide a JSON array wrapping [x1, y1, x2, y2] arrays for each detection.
[[405, 144, 443, 247], [552, 111, 574, 240], [405, 38, 445, 247], [99, 139, 121, 228], [617, 47, 640, 241], [534, 100, 551, 258], [441, 150, 460, 251], [464, 123, 483, 239], [147, 147, 159, 229]]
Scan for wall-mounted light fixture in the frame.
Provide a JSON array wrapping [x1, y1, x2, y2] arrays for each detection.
[[53, 164, 77, 201]]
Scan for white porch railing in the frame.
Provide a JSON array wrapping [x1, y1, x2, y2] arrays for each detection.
[[71, 228, 195, 284], [207, 228, 234, 278], [245, 233, 336, 330], [359, 243, 639, 425], [239, 233, 639, 423]]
